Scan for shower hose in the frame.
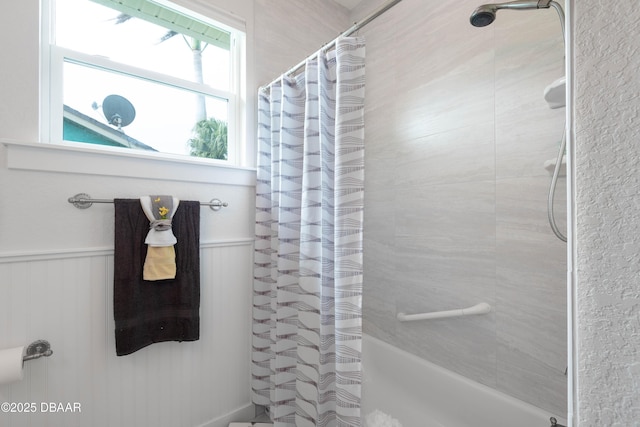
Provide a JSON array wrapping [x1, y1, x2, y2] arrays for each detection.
[[548, 127, 567, 243], [548, 0, 567, 243]]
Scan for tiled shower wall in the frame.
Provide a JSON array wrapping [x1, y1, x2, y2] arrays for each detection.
[[354, 0, 567, 415]]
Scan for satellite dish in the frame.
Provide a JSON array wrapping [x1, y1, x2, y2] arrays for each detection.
[[101, 94, 136, 130]]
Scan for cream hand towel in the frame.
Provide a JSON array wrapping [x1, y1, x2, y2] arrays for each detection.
[[143, 246, 176, 280]]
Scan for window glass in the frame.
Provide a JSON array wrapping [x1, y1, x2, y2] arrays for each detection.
[[63, 61, 229, 157], [48, 0, 240, 161], [55, 0, 231, 90]]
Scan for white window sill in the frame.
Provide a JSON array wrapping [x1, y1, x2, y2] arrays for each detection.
[[3, 139, 256, 186]]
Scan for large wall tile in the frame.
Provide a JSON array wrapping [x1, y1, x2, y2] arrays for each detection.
[[395, 123, 495, 187]]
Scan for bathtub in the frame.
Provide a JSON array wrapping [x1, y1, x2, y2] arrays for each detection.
[[361, 334, 568, 427]]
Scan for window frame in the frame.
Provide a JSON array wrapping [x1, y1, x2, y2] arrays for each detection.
[[40, 0, 247, 166]]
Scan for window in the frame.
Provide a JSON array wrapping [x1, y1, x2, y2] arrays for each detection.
[[43, 0, 245, 163]]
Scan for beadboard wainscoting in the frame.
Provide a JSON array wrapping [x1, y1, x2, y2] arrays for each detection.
[[0, 239, 254, 427]]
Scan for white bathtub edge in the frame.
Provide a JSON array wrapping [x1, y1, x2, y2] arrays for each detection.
[[361, 333, 568, 427]]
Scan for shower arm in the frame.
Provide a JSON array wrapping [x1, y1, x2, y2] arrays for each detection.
[[490, 0, 552, 11], [499, 0, 565, 36], [497, 0, 552, 10]]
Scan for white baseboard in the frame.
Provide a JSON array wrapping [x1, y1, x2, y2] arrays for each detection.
[[196, 403, 257, 427]]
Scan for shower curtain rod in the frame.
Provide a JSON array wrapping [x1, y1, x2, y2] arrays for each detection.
[[261, 0, 403, 90]]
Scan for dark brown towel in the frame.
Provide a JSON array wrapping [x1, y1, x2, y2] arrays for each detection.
[[113, 199, 200, 356]]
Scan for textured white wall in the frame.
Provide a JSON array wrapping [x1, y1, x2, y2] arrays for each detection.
[[573, 0, 640, 425]]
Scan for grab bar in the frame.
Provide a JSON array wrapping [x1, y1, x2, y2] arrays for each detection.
[[397, 303, 491, 322]]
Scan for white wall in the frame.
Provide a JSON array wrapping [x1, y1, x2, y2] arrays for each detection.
[[0, 1, 348, 426], [12, 0, 640, 425], [253, 0, 350, 87], [0, 2, 39, 142], [0, 0, 256, 424], [573, 0, 640, 425], [352, 0, 567, 417]]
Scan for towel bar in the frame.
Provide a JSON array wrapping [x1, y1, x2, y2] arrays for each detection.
[[397, 303, 492, 322], [68, 193, 229, 211]]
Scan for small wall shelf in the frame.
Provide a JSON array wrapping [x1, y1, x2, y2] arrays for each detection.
[[544, 155, 566, 176], [544, 76, 566, 109]]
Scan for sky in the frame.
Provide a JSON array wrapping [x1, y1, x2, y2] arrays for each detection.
[[56, 0, 230, 155]]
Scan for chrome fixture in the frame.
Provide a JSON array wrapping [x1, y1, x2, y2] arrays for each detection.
[[471, 0, 557, 26], [23, 340, 53, 362], [470, 0, 567, 242]]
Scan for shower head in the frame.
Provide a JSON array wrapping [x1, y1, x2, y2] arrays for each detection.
[[469, 0, 553, 27], [469, 4, 498, 27]]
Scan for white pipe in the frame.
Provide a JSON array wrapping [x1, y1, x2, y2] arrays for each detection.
[[397, 303, 492, 322]]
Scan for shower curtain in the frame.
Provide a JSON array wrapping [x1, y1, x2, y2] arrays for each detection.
[[252, 37, 366, 427]]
